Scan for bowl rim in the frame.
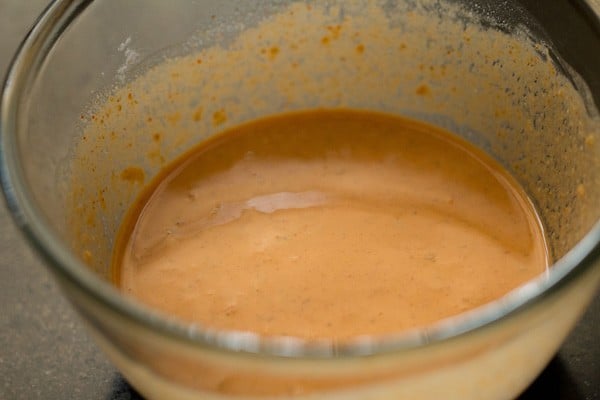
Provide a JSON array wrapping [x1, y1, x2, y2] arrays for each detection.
[[1, 0, 600, 358]]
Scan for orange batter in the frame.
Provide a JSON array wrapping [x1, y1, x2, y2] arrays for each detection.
[[113, 110, 548, 340]]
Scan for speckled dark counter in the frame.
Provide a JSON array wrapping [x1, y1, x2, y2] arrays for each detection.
[[0, 1, 598, 399]]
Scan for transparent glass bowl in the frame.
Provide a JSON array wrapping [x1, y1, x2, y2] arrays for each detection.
[[2, 1, 600, 399]]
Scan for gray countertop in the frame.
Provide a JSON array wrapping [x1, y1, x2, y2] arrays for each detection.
[[0, 1, 598, 399]]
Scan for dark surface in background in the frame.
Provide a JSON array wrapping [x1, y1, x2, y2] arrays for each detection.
[[0, 1, 598, 399], [505, 1, 600, 396], [519, 0, 600, 110]]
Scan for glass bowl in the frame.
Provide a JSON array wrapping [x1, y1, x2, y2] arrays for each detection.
[[2, 0, 599, 399]]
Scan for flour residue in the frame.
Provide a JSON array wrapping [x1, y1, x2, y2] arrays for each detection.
[[67, 0, 598, 279]]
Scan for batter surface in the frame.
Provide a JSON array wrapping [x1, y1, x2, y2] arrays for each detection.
[[114, 110, 548, 340]]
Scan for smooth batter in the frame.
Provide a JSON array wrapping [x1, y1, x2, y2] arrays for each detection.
[[114, 110, 548, 340]]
